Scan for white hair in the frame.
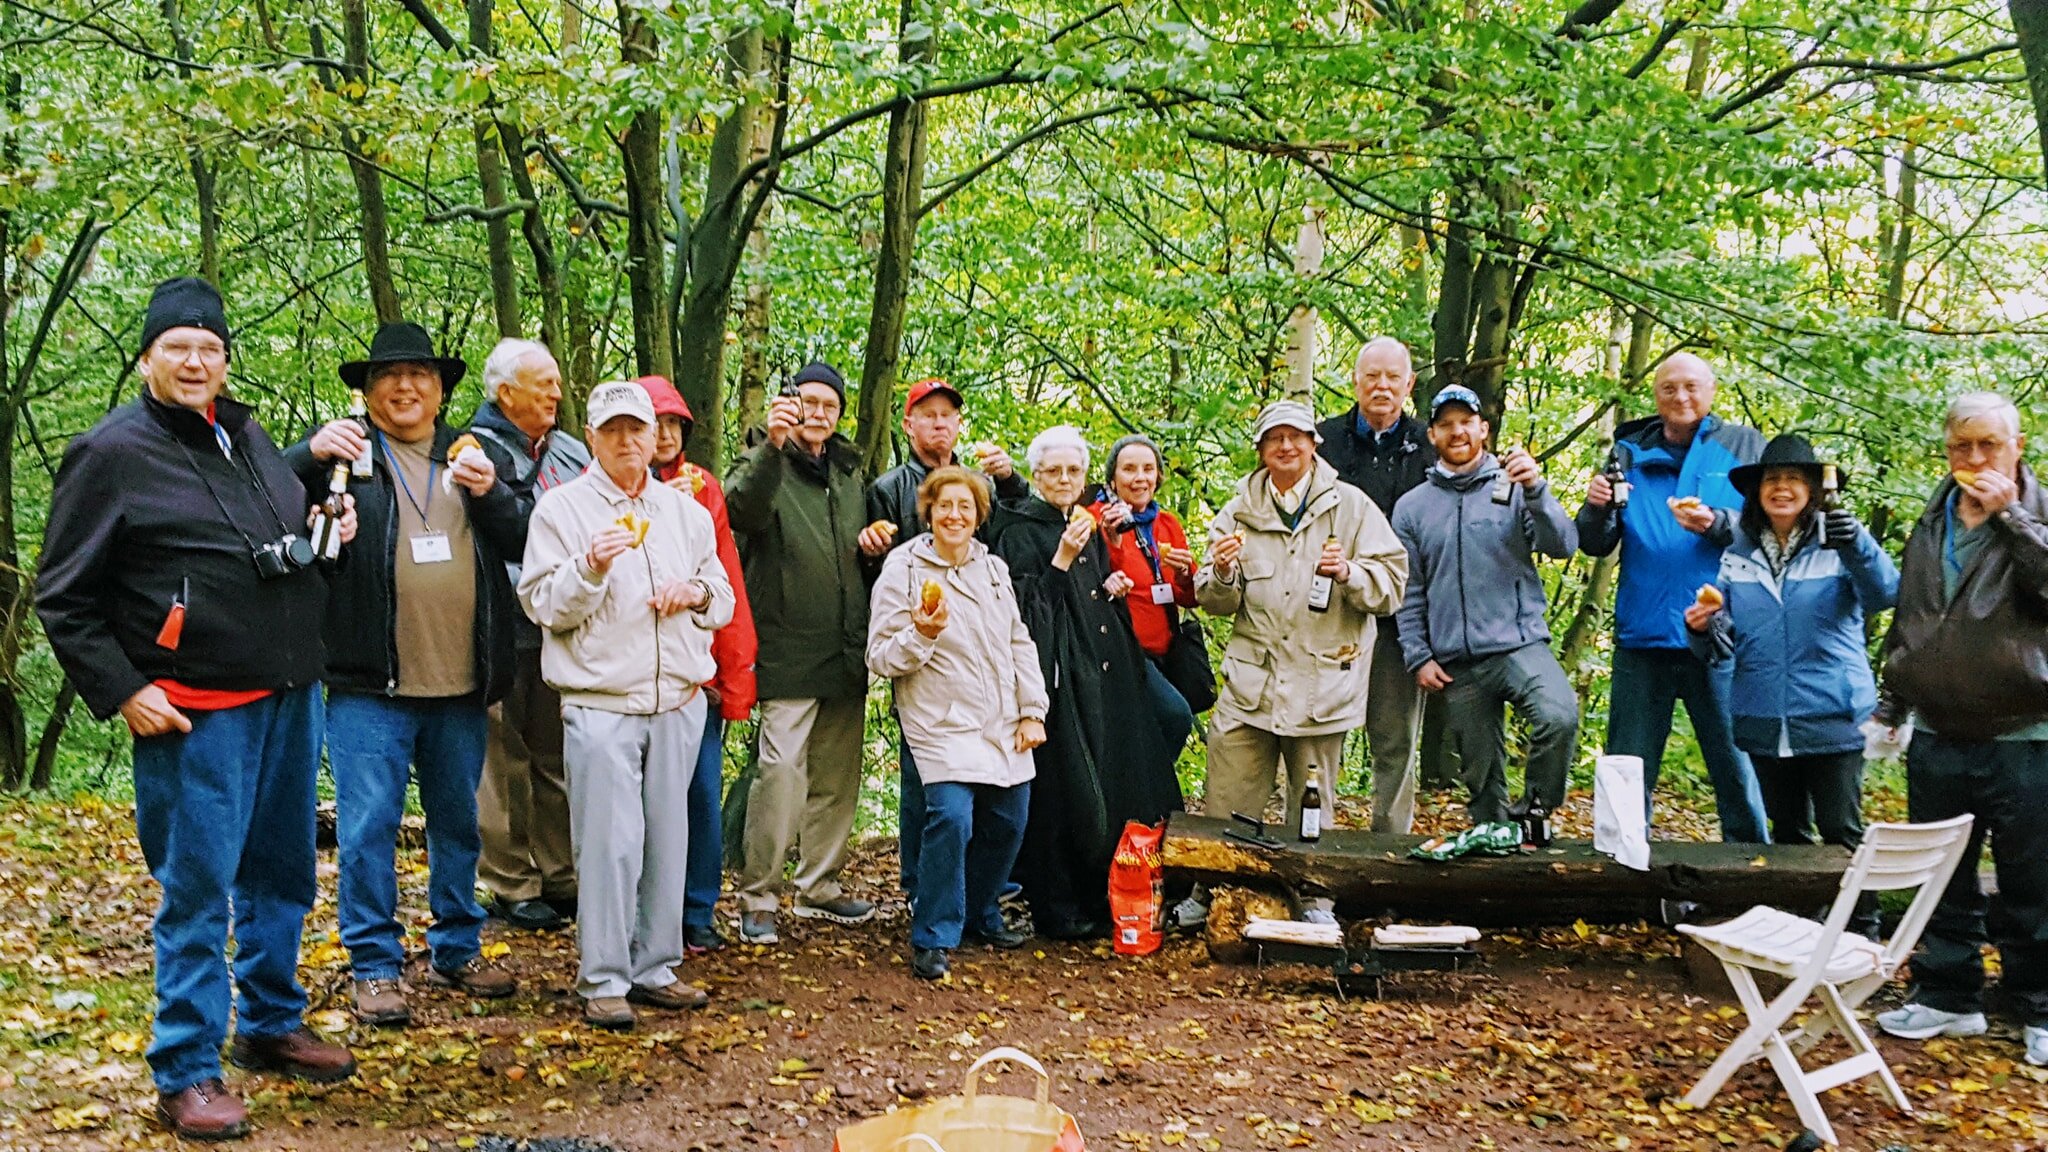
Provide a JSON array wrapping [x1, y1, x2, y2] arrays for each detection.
[[1945, 391, 2021, 439], [1353, 336, 1413, 375], [482, 338, 555, 392], [1026, 425, 1091, 473]]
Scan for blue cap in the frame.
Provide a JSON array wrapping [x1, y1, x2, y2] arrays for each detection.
[[1430, 385, 1483, 420]]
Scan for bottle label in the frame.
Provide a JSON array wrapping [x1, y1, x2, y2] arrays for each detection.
[[1301, 808, 1321, 839]]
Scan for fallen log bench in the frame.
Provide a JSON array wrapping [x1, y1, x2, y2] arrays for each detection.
[[1163, 813, 1851, 929]]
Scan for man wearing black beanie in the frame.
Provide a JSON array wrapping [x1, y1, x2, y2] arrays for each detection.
[[36, 277, 359, 1139]]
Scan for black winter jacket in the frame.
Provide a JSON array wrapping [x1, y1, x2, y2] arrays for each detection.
[[283, 422, 526, 704], [863, 451, 1027, 579], [1315, 407, 1435, 517], [37, 392, 329, 720]]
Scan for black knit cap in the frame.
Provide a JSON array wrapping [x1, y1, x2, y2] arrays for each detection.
[[139, 277, 230, 362], [788, 360, 847, 402]]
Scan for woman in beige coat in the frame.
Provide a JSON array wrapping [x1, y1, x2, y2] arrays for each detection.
[[868, 466, 1049, 981]]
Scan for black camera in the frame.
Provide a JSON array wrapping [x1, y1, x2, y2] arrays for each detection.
[[252, 534, 317, 580]]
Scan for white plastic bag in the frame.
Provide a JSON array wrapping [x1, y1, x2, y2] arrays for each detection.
[[1593, 754, 1651, 872], [1860, 717, 1913, 762]]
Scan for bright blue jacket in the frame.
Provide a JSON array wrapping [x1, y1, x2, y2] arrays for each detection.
[[1690, 523, 1899, 757], [1576, 414, 1764, 649]]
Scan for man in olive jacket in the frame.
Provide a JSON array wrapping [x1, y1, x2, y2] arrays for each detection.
[[1874, 392, 2048, 1067], [725, 361, 876, 944]]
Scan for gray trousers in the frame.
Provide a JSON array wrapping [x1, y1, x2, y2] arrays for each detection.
[[1365, 616, 1422, 832], [736, 696, 866, 914], [1438, 643, 1578, 825], [562, 694, 705, 999]]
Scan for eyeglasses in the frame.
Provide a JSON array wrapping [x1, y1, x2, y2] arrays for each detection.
[[156, 340, 227, 365], [1032, 464, 1086, 479], [796, 398, 839, 417], [1946, 436, 2011, 456]]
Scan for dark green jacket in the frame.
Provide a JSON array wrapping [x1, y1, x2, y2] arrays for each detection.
[[724, 434, 871, 700]]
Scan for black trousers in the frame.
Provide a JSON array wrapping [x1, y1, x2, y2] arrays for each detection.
[[1906, 732, 2048, 1023], [1752, 750, 1865, 849]]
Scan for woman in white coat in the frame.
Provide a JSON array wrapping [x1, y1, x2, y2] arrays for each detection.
[[868, 466, 1049, 980]]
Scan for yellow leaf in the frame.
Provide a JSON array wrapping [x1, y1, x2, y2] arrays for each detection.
[[1572, 919, 1592, 940], [777, 1057, 809, 1074], [1750, 856, 1767, 868], [481, 941, 512, 960], [1953, 1078, 1990, 1093]]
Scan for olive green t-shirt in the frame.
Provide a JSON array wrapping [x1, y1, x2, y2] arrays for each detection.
[[387, 435, 477, 698]]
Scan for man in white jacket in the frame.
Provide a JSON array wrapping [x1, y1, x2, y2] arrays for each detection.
[[519, 381, 734, 1031]]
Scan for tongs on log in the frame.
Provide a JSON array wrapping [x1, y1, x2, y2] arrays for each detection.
[[1224, 812, 1286, 850]]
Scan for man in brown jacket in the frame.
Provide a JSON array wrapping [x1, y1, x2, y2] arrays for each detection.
[[1874, 392, 2048, 1067]]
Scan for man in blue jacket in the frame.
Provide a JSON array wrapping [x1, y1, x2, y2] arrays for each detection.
[[1393, 386, 1579, 824], [1576, 353, 1768, 842]]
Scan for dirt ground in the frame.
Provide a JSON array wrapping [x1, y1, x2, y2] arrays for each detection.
[[2, 796, 2044, 1152]]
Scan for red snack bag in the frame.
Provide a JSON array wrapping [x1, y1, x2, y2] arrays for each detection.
[[1109, 820, 1166, 956]]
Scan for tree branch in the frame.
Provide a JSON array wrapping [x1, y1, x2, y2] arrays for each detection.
[[1713, 40, 2018, 121]]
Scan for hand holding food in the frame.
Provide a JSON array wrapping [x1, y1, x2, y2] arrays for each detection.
[[1694, 583, 1723, 609], [858, 519, 899, 557], [1954, 466, 2019, 516], [1211, 529, 1244, 574], [1667, 494, 1714, 534], [443, 433, 495, 494], [585, 525, 637, 575], [920, 578, 943, 613], [912, 580, 949, 638], [613, 513, 652, 548]]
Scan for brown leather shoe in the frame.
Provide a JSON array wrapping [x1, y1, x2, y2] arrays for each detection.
[[427, 956, 516, 999], [156, 1078, 249, 1140], [352, 978, 411, 1027], [627, 979, 709, 1010], [583, 996, 635, 1031], [229, 1027, 359, 1082]]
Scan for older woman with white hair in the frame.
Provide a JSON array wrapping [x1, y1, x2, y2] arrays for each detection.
[[987, 426, 1181, 939]]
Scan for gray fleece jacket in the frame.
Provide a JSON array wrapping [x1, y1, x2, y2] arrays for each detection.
[[1391, 455, 1577, 671]]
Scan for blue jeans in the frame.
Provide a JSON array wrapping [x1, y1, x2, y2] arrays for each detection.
[[898, 735, 924, 893], [1143, 657, 1195, 759], [912, 780, 1030, 951], [327, 693, 490, 980], [1606, 647, 1768, 844], [132, 685, 322, 1093], [684, 711, 725, 930]]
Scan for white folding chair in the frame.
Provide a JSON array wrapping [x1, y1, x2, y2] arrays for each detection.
[[1677, 815, 1975, 1146]]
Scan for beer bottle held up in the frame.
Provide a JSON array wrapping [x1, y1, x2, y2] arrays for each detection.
[[1490, 455, 1515, 506], [1307, 534, 1336, 613], [309, 460, 350, 561], [1299, 776, 1324, 843], [1819, 463, 1841, 511], [347, 391, 375, 478], [1604, 448, 1631, 509]]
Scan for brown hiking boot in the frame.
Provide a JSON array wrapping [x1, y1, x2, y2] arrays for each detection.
[[156, 1078, 249, 1140], [583, 996, 635, 1031], [353, 978, 412, 1027], [627, 979, 709, 1010], [230, 1028, 358, 1082], [426, 956, 516, 999]]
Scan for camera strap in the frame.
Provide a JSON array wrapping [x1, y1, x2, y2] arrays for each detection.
[[172, 428, 296, 554]]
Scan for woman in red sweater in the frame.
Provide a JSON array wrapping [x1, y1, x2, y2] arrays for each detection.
[[1090, 434, 1199, 758]]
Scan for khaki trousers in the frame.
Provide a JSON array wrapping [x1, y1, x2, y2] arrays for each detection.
[[1204, 715, 1346, 834], [476, 650, 575, 904], [1364, 616, 1422, 832], [736, 696, 866, 914]]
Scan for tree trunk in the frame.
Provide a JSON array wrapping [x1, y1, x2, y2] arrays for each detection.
[[1283, 204, 1326, 405], [736, 212, 775, 436], [1880, 142, 1917, 322], [854, 0, 935, 475], [159, 2, 219, 285], [1560, 308, 1650, 683], [470, 0, 521, 337], [1427, 207, 1475, 403], [342, 0, 402, 323], [2011, 0, 2048, 187], [618, 2, 672, 378], [1164, 814, 1849, 927], [29, 681, 75, 792]]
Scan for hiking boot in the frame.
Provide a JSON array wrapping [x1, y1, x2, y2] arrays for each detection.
[[156, 1079, 248, 1141], [352, 978, 411, 1028], [911, 947, 950, 980], [1876, 1003, 1987, 1040], [685, 922, 728, 955], [627, 980, 709, 1011], [794, 896, 877, 925], [545, 893, 578, 922], [964, 924, 1030, 950], [739, 910, 780, 945], [583, 996, 635, 1031], [2027, 1025, 2048, 1067], [229, 1028, 357, 1082], [426, 956, 516, 999], [489, 896, 563, 932]]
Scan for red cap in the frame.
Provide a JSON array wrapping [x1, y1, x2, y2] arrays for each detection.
[[903, 377, 964, 416]]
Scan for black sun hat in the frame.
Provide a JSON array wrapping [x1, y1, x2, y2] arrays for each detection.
[[339, 321, 469, 392], [1729, 433, 1839, 498]]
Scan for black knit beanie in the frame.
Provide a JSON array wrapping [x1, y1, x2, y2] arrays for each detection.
[[789, 360, 847, 403], [138, 277, 231, 362]]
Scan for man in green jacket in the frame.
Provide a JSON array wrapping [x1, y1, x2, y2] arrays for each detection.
[[726, 361, 876, 944]]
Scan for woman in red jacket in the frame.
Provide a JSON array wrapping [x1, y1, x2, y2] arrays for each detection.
[[1090, 434, 1198, 758], [638, 376, 758, 953]]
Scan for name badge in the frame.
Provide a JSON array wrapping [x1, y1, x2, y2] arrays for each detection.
[[1150, 582, 1176, 605], [410, 532, 454, 564]]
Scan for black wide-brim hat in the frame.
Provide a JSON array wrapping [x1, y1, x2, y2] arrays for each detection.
[[1730, 432, 1838, 498], [339, 321, 469, 391]]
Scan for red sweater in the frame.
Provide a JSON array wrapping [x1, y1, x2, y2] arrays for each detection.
[[1088, 499, 1197, 657], [661, 459, 759, 720]]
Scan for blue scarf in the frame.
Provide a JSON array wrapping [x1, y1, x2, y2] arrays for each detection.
[[1126, 501, 1163, 580]]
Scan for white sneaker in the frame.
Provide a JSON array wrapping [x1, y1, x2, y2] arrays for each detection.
[[1876, 1002, 1988, 1040], [1167, 895, 1209, 931], [1300, 908, 1338, 926], [2026, 1025, 2048, 1067]]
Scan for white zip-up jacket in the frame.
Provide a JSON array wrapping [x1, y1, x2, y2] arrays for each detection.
[[519, 466, 734, 715]]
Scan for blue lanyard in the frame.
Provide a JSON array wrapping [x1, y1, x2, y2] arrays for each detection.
[[380, 433, 437, 522]]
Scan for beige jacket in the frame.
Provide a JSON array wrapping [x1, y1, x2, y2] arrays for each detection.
[[520, 467, 734, 715], [867, 535, 1048, 787], [1194, 457, 1408, 735]]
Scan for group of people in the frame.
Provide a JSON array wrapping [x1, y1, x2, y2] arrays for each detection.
[[35, 277, 2048, 1139]]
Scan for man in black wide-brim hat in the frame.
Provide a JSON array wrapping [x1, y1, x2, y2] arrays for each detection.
[[285, 321, 528, 1028]]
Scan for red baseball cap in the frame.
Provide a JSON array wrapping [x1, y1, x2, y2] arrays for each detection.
[[904, 377, 964, 416]]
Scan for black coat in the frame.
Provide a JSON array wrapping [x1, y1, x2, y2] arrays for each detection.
[[282, 421, 526, 704], [37, 392, 329, 720], [863, 452, 1028, 580], [1315, 407, 1435, 518], [987, 496, 1182, 930]]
